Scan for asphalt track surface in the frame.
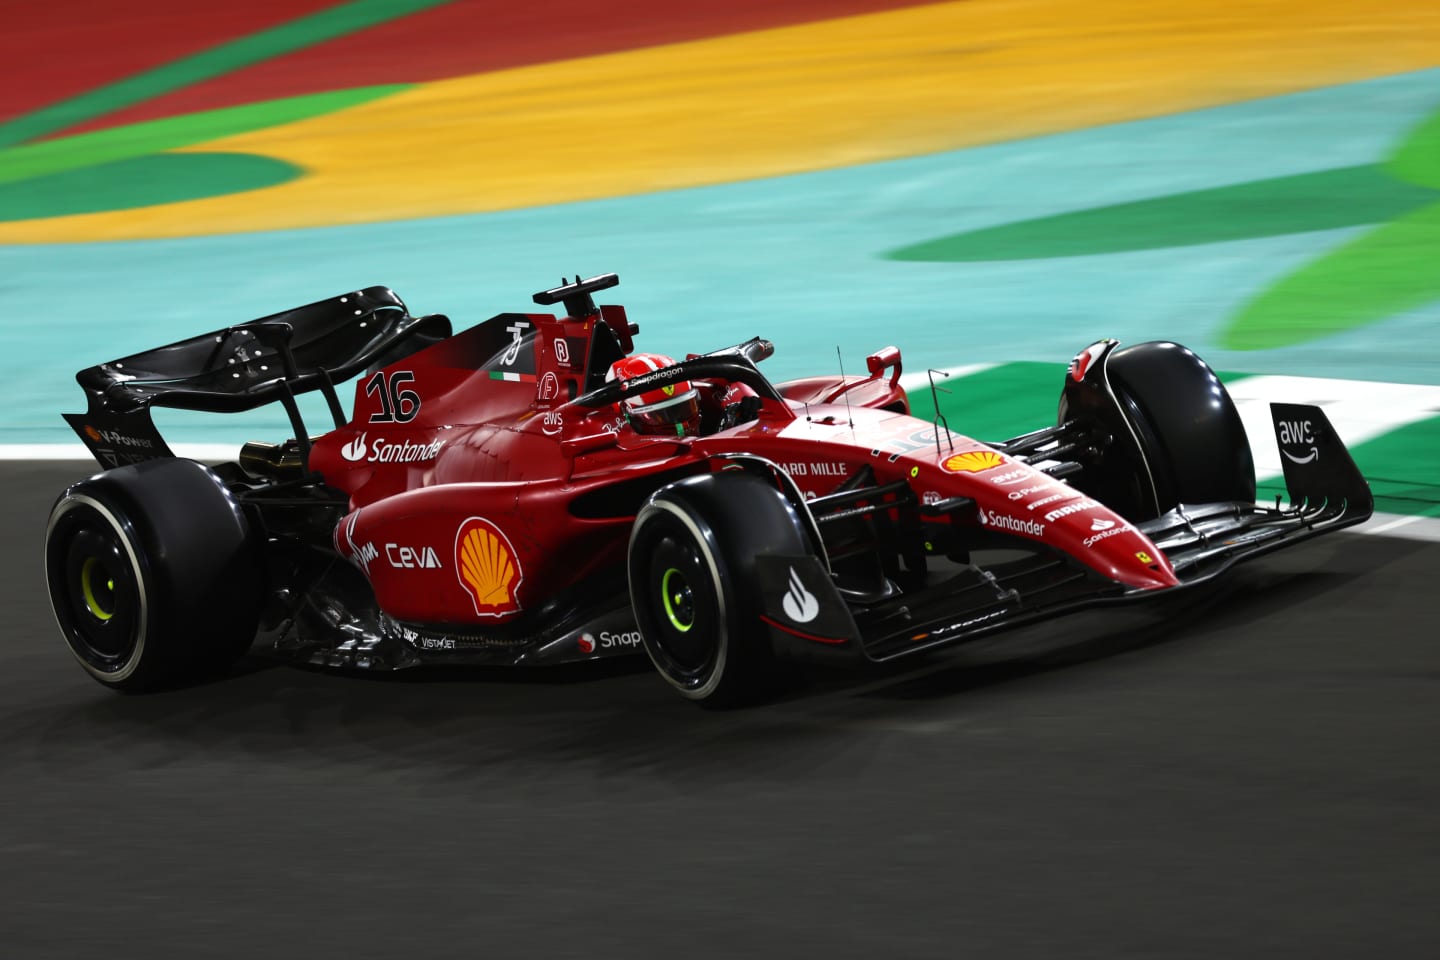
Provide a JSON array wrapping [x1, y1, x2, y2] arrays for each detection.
[[2, 461, 1437, 958]]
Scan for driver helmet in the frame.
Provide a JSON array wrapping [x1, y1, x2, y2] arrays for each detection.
[[606, 353, 701, 436]]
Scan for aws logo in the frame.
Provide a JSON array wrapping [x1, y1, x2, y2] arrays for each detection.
[[454, 517, 523, 617], [1277, 419, 1319, 465], [941, 450, 1005, 474]]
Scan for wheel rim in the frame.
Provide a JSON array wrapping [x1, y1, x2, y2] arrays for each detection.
[[47, 498, 146, 676], [660, 567, 695, 632], [80, 556, 116, 621], [630, 507, 725, 692]]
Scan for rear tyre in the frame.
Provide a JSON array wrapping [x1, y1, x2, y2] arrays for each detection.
[[45, 459, 264, 692], [1105, 342, 1255, 518], [627, 472, 810, 706]]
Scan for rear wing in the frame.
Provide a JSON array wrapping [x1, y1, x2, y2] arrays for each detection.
[[63, 286, 450, 469]]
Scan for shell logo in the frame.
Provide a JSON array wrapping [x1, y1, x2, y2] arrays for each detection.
[[84, 425, 102, 441], [941, 450, 1006, 474], [454, 517, 523, 617]]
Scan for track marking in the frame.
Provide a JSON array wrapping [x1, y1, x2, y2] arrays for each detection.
[[1224, 376, 1440, 479], [0, 444, 238, 462], [898, 363, 996, 395], [1353, 511, 1440, 543]]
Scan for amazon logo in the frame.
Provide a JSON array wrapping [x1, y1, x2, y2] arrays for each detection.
[[1278, 419, 1320, 465]]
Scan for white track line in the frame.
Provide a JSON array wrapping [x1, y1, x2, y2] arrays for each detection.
[[1224, 376, 1440, 481], [1357, 511, 1440, 542], [0, 444, 239, 462], [897, 363, 996, 395]]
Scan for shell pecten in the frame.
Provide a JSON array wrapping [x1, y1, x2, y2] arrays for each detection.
[[454, 517, 523, 616], [941, 449, 1006, 474]]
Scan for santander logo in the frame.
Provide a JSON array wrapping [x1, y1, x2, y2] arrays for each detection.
[[338, 432, 444, 464], [781, 567, 819, 623], [341, 432, 368, 462]]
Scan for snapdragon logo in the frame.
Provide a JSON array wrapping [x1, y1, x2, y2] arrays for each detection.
[[578, 630, 643, 653], [599, 631, 642, 649], [977, 508, 1045, 537]]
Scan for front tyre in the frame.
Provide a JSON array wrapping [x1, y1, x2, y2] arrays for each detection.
[[45, 459, 264, 692], [628, 472, 811, 706], [1107, 341, 1256, 516]]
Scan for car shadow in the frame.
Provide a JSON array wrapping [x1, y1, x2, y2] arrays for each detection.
[[9, 557, 1357, 789], [847, 564, 1351, 704]]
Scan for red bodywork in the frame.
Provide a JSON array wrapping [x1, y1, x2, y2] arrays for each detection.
[[309, 302, 1177, 632]]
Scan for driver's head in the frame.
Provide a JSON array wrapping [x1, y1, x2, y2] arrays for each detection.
[[606, 353, 701, 436]]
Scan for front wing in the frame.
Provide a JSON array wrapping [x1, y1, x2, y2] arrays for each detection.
[[758, 402, 1374, 664]]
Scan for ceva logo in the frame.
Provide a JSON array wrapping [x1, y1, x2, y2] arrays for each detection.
[[341, 432, 368, 462], [781, 567, 819, 623]]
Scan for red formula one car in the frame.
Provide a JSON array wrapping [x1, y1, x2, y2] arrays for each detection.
[[45, 274, 1373, 704]]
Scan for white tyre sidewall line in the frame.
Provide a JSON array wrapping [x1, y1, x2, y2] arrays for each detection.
[[630, 499, 729, 701], [45, 493, 150, 684]]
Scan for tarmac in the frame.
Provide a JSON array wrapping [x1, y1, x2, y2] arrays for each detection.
[[3, 461, 1436, 958]]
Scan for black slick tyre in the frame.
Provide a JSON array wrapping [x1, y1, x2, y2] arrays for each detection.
[[44, 458, 264, 692], [1107, 341, 1256, 517], [627, 472, 810, 706]]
